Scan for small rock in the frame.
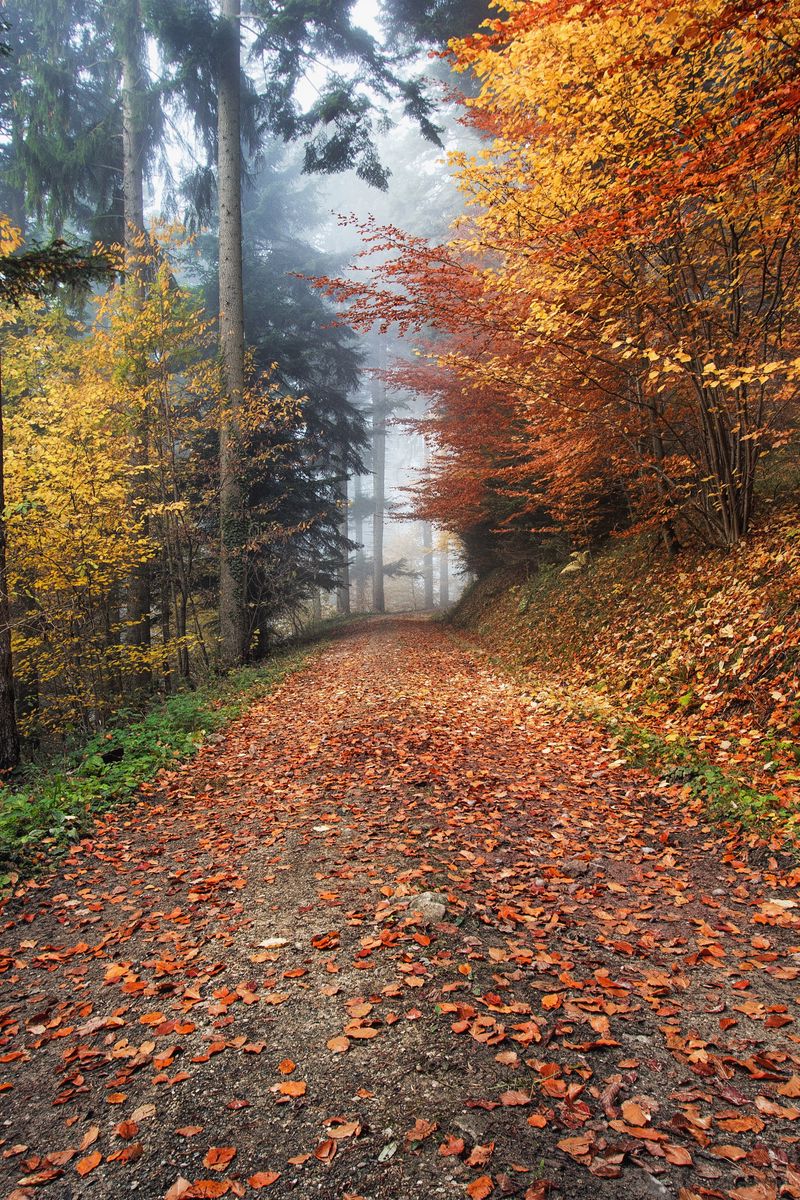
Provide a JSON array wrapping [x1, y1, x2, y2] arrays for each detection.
[[408, 891, 449, 925], [643, 1172, 670, 1197], [562, 858, 590, 877], [453, 1113, 490, 1143]]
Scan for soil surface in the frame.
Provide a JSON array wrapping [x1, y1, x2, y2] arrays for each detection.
[[1, 618, 798, 1200]]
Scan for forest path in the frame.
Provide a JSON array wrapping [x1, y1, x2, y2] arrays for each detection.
[[1, 619, 798, 1200]]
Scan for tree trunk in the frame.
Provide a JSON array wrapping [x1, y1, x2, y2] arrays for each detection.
[[121, 0, 151, 687], [0, 352, 20, 771], [371, 354, 386, 615], [217, 0, 247, 667], [336, 463, 351, 616], [422, 521, 434, 609], [439, 537, 450, 609], [160, 548, 174, 694], [354, 473, 366, 611]]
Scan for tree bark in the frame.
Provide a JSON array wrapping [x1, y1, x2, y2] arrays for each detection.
[[371, 366, 386, 615], [354, 473, 366, 611], [336, 459, 351, 616], [439, 536, 450, 609], [0, 351, 20, 771], [217, 0, 247, 667], [422, 521, 434, 609], [120, 0, 151, 686]]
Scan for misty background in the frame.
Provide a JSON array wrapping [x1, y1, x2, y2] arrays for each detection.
[[146, 2, 475, 618]]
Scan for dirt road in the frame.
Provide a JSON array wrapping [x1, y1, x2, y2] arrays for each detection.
[[1, 620, 797, 1200]]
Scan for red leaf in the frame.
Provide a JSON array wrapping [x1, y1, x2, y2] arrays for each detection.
[[248, 1171, 281, 1189], [467, 1176, 494, 1200], [202, 1146, 236, 1171]]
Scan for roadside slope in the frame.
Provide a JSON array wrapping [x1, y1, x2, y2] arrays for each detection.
[[452, 509, 800, 842]]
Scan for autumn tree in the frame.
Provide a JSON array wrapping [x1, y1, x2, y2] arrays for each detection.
[[322, 0, 800, 560], [0, 220, 110, 767]]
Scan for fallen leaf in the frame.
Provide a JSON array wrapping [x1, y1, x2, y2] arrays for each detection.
[[278, 1080, 306, 1097], [467, 1176, 494, 1199], [247, 1171, 280, 1188], [76, 1151, 102, 1177], [440, 1134, 466, 1157], [202, 1146, 236, 1171]]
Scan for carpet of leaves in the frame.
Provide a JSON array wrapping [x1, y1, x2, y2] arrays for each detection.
[[454, 507, 800, 808], [0, 619, 798, 1200]]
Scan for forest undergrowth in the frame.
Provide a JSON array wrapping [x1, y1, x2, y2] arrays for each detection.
[[0, 646, 314, 887]]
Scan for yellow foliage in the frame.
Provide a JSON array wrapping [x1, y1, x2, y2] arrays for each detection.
[[1, 232, 217, 735]]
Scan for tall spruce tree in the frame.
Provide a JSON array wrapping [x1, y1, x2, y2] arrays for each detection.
[[0, 0, 124, 242], [379, 0, 492, 46], [215, 0, 247, 667]]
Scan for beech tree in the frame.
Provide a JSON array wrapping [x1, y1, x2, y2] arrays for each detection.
[[0, 221, 110, 768], [320, 0, 800, 560]]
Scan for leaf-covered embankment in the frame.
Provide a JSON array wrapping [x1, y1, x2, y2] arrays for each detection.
[[450, 508, 800, 848]]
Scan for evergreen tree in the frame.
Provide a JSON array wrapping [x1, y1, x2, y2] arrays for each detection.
[[0, 0, 150, 244], [199, 146, 365, 641], [379, 0, 492, 47]]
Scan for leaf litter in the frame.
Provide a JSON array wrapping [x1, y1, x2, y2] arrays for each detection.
[[0, 618, 798, 1199]]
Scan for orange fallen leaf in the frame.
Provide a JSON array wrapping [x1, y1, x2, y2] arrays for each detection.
[[347, 1002, 372, 1018], [404, 1117, 438, 1147], [327, 1120, 361, 1140], [558, 1136, 593, 1159], [663, 1143, 693, 1166], [80, 1126, 100, 1150], [620, 1100, 649, 1126], [278, 1080, 307, 1097], [278, 1058, 296, 1074], [115, 1120, 140, 1140], [710, 1144, 748, 1161], [202, 1146, 236, 1171], [76, 1151, 102, 1177], [183, 1182, 230, 1199], [248, 1171, 281, 1188], [314, 1138, 336, 1162], [467, 1176, 494, 1200], [467, 1143, 495, 1167], [109, 1143, 143, 1165], [439, 1133, 466, 1157], [343, 1022, 379, 1039]]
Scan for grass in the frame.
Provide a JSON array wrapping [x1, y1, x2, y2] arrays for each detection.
[[0, 646, 313, 885], [610, 720, 797, 839]]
